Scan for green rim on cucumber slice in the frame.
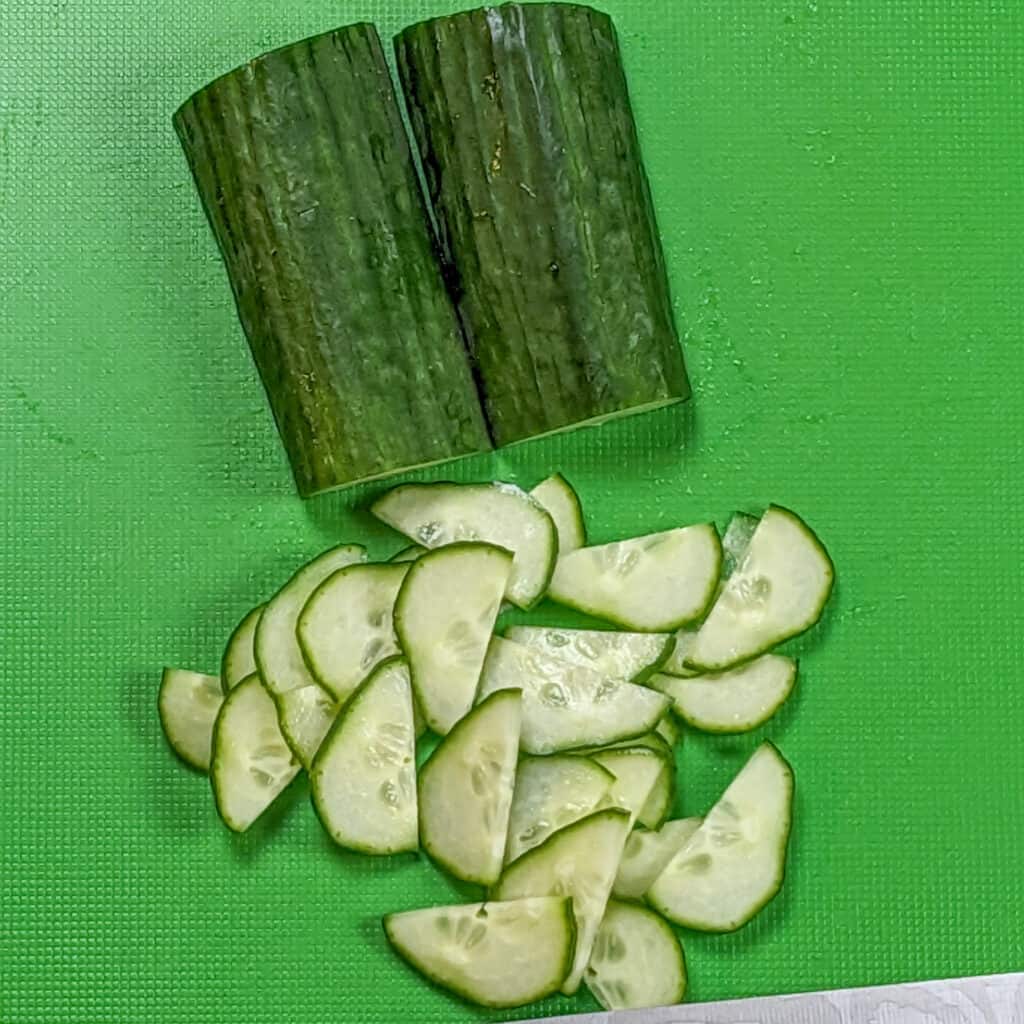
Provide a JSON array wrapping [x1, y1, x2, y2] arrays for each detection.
[[530, 473, 586, 552], [158, 667, 223, 772], [221, 605, 263, 692]]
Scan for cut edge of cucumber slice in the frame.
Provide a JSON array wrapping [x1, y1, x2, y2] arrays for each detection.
[[221, 604, 264, 692], [389, 544, 426, 563], [158, 667, 223, 772], [530, 473, 586, 552]]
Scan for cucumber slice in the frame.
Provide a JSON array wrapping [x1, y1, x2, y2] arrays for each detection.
[[158, 668, 223, 771], [493, 807, 631, 995], [648, 742, 794, 932], [383, 897, 575, 1009], [395, 543, 512, 734], [530, 473, 586, 552], [638, 759, 675, 831], [419, 690, 521, 885], [275, 684, 338, 769], [590, 748, 667, 829], [255, 544, 366, 697], [655, 714, 681, 747], [221, 605, 263, 691], [650, 655, 797, 734], [210, 674, 300, 832], [389, 544, 425, 564], [505, 755, 616, 864], [548, 524, 722, 631], [297, 562, 408, 704], [660, 628, 698, 678], [504, 626, 672, 685], [721, 511, 759, 579], [477, 638, 670, 755], [584, 900, 686, 1011], [687, 506, 834, 672], [612, 817, 702, 900], [371, 482, 556, 609], [311, 657, 417, 855]]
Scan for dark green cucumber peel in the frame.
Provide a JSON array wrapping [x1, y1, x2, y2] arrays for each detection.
[[174, 24, 491, 496], [395, 4, 690, 445]]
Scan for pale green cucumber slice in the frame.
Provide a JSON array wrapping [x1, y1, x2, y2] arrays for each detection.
[[158, 667, 223, 771], [638, 760, 675, 831], [660, 628, 698, 678], [612, 817, 702, 899], [371, 482, 556, 609], [530, 473, 586, 552], [383, 897, 575, 1009], [390, 544, 426, 563], [591, 747, 667, 829], [275, 684, 337, 770], [584, 900, 687, 1010], [395, 543, 512, 734], [655, 714, 681, 747], [221, 604, 263, 691], [548, 524, 722, 631], [419, 689, 521, 885], [721, 511, 759, 579], [310, 657, 417, 855], [648, 742, 794, 932]]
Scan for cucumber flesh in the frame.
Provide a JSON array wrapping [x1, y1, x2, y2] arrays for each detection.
[[371, 482, 556, 609], [389, 544, 425, 564], [612, 817, 702, 900], [687, 507, 834, 672], [158, 668, 223, 771], [721, 511, 759, 579], [584, 900, 686, 1011], [384, 897, 576, 1009], [275, 684, 337, 770], [530, 474, 586, 553], [548, 525, 722, 631], [648, 742, 793, 932], [654, 714, 681, 748], [477, 638, 670, 755], [637, 759, 675, 831], [590, 748, 666, 829], [395, 543, 512, 734], [660, 628, 698, 678], [311, 657, 417, 855], [419, 690, 521, 885], [221, 605, 263, 691]]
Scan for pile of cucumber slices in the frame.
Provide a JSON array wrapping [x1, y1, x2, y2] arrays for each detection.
[[158, 474, 834, 1012]]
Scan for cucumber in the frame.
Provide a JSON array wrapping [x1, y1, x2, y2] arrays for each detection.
[[530, 474, 586, 553], [492, 808, 631, 995], [418, 690, 521, 885], [311, 657, 417, 855], [505, 754, 616, 864], [612, 817, 702, 900], [372, 482, 556, 609], [395, 544, 512, 734], [389, 545, 425, 564], [477, 638, 670, 755], [383, 897, 575, 1009], [395, 4, 690, 446], [721, 511, 759, 579], [548, 525, 722, 631], [584, 900, 687, 1011], [275, 684, 338, 770], [504, 626, 672, 685], [686, 507, 835, 672], [297, 563, 408, 704], [660, 628, 698, 678], [650, 655, 797, 734], [648, 742, 794, 932], [210, 674, 299, 832], [638, 761, 675, 831], [655, 714, 681, 748], [590, 747, 668, 830], [174, 24, 490, 496], [158, 668, 223, 771], [221, 605, 263, 691]]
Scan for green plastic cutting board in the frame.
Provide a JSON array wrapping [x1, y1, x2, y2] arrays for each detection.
[[3, 1, 1023, 1021]]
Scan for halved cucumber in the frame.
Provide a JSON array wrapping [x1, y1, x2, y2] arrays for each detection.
[[389, 544, 425, 564], [395, 543, 512, 734], [590, 747, 667, 830], [158, 668, 223, 771], [548, 524, 722, 631], [612, 817, 702, 900], [721, 511, 759, 579], [371, 482, 557, 609], [584, 900, 686, 1011], [505, 754, 616, 864], [419, 689, 521, 885], [210, 674, 299, 832], [686, 507, 834, 672], [275, 684, 338, 770], [297, 562, 408, 704], [504, 626, 672, 684], [383, 897, 575, 1009], [650, 655, 797, 734], [221, 605, 263, 691], [311, 657, 417, 855], [530, 473, 586, 552], [477, 638, 670, 755], [648, 742, 793, 932]]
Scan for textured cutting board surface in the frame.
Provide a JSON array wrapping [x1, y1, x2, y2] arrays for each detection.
[[2, 2, 1023, 1022]]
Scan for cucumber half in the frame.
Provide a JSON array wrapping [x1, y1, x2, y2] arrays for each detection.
[[530, 473, 586, 553], [275, 684, 338, 770], [221, 605, 263, 691], [590, 747, 668, 830], [158, 667, 223, 771], [613, 817, 702, 900]]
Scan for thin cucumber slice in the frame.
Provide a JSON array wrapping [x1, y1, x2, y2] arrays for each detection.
[[477, 638, 670, 755], [650, 655, 797, 734], [255, 544, 366, 697], [548, 524, 722, 631], [612, 817, 702, 900], [584, 900, 686, 1010], [297, 562, 409, 704], [311, 657, 417, 855], [395, 543, 512, 734], [275, 684, 338, 770], [371, 482, 557, 609], [492, 807, 631, 995], [505, 754, 616, 864], [210, 674, 299, 832], [648, 742, 794, 932], [504, 626, 672, 685], [384, 897, 575, 1009], [530, 473, 586, 552], [390, 544, 425, 563], [687, 506, 834, 672], [419, 690, 521, 885], [590, 748, 667, 829], [721, 511, 759, 579], [638, 759, 675, 831], [660, 628, 698, 678], [158, 668, 223, 772], [221, 604, 263, 691], [655, 714, 681, 748]]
